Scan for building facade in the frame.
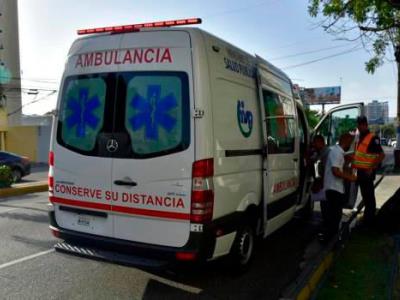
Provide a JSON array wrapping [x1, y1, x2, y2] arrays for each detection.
[[0, 0, 22, 127], [366, 100, 389, 125]]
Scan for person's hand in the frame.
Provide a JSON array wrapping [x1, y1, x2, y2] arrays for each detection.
[[348, 174, 357, 182]]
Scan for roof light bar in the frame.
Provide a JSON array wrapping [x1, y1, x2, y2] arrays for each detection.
[[77, 18, 202, 35]]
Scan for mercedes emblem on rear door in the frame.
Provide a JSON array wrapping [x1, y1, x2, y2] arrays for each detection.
[[106, 139, 119, 153]]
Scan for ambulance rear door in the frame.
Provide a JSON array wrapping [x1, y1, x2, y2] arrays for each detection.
[[110, 30, 194, 247], [52, 33, 124, 238]]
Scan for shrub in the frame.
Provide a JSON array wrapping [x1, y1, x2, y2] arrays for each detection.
[[0, 165, 13, 188]]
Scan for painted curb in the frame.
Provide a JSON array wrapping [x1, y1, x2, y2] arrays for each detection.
[[0, 181, 48, 198], [296, 252, 333, 300]]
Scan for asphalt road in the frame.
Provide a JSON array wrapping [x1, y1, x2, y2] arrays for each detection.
[[3, 147, 392, 299], [0, 192, 320, 300]]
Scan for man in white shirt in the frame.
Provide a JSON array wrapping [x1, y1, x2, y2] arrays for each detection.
[[323, 133, 357, 240]]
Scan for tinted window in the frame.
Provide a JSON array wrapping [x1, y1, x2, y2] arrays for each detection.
[[263, 90, 296, 154], [57, 72, 190, 159], [123, 73, 189, 157], [60, 77, 106, 151], [315, 107, 359, 146]]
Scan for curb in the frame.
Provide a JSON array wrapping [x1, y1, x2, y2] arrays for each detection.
[[280, 238, 337, 300], [0, 181, 48, 198], [296, 252, 334, 300]]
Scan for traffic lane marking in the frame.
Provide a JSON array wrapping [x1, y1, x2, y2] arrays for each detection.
[[0, 249, 55, 270]]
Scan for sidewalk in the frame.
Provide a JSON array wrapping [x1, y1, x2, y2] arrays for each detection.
[[0, 165, 48, 198], [314, 173, 400, 299]]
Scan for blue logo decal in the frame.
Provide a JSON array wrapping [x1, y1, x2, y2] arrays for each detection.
[[129, 85, 177, 140], [237, 100, 253, 138], [66, 88, 100, 137]]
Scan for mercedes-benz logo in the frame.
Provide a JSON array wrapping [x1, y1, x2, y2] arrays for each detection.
[[106, 139, 119, 153]]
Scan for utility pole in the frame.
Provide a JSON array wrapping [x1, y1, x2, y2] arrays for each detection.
[[394, 44, 400, 169]]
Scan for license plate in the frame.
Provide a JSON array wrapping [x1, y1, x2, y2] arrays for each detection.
[[77, 214, 90, 227]]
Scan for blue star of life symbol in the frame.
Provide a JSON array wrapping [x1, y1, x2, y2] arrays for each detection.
[[66, 88, 100, 138], [129, 85, 177, 140]]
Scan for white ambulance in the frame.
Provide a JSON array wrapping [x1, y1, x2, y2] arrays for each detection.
[[48, 18, 363, 269]]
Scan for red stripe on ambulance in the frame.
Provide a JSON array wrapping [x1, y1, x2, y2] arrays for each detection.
[[50, 196, 190, 221]]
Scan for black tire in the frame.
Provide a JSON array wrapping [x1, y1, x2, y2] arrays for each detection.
[[228, 223, 255, 272], [12, 168, 22, 183]]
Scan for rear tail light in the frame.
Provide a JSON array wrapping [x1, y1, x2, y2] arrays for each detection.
[[48, 176, 54, 191], [191, 158, 214, 223], [50, 226, 60, 238], [49, 151, 54, 166], [175, 251, 197, 261]]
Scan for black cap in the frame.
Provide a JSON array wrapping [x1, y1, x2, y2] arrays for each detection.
[[356, 115, 368, 124]]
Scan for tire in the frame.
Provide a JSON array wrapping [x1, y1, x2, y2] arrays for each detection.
[[12, 168, 22, 183], [229, 223, 255, 272]]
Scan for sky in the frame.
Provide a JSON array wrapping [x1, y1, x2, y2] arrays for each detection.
[[17, 0, 397, 116]]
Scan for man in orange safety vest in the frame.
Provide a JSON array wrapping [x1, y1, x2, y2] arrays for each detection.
[[353, 116, 385, 225]]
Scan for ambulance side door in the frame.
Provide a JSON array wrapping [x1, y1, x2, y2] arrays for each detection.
[[314, 103, 364, 208], [257, 63, 299, 236]]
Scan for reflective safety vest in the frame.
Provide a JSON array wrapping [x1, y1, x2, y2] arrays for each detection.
[[352, 133, 380, 169]]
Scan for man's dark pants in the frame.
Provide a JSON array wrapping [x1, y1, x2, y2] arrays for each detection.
[[357, 170, 376, 224], [325, 189, 345, 238]]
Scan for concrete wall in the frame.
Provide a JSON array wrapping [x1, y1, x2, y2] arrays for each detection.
[[5, 126, 37, 160]]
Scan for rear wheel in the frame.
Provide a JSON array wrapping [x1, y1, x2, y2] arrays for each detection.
[[12, 168, 22, 183], [229, 223, 255, 272]]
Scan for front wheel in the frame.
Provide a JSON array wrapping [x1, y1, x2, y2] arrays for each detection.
[[12, 168, 22, 183], [229, 223, 255, 272]]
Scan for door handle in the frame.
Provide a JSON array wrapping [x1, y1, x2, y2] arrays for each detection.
[[293, 158, 298, 162], [114, 180, 137, 187]]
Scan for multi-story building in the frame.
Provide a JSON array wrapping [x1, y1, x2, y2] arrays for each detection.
[[0, 0, 22, 151], [366, 100, 389, 125]]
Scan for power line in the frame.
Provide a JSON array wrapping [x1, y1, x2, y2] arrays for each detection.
[[282, 46, 363, 70], [269, 44, 355, 61], [7, 90, 57, 117]]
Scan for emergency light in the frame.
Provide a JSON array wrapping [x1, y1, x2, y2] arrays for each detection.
[[77, 18, 202, 35]]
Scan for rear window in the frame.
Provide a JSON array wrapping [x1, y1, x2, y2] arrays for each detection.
[[57, 71, 190, 158]]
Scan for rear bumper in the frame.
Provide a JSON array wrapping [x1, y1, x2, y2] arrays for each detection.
[[48, 211, 218, 265]]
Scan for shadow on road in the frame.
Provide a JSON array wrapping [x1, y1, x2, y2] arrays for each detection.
[[0, 211, 49, 223], [140, 217, 320, 300]]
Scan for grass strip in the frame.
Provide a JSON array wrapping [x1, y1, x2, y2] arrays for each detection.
[[316, 227, 396, 300]]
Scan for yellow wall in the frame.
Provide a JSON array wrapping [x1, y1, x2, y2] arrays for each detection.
[[0, 107, 8, 131], [5, 126, 38, 161]]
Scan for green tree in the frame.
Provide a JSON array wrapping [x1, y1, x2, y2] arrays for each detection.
[[305, 108, 321, 128], [382, 123, 396, 137], [308, 0, 400, 148]]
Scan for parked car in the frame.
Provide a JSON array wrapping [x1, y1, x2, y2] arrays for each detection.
[[0, 151, 31, 182]]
